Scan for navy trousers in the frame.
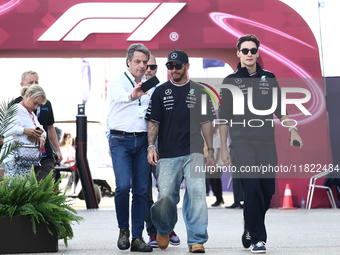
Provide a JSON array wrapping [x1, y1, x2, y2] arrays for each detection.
[[230, 142, 276, 244]]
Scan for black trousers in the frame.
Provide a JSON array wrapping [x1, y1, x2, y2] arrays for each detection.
[[145, 164, 158, 236], [34, 158, 55, 182], [209, 174, 224, 203], [232, 176, 243, 204], [230, 142, 276, 244]]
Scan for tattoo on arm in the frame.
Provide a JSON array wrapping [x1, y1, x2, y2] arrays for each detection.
[[148, 122, 159, 145]]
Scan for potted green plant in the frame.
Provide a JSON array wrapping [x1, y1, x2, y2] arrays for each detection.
[[0, 100, 19, 164], [0, 100, 84, 254], [0, 169, 84, 253]]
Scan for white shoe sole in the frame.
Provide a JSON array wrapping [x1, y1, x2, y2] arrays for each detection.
[[169, 241, 181, 246], [251, 249, 266, 253]]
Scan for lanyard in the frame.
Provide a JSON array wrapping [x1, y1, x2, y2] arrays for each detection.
[[21, 101, 37, 128], [124, 72, 141, 106]]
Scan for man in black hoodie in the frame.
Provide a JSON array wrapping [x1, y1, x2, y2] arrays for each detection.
[[219, 34, 303, 254]]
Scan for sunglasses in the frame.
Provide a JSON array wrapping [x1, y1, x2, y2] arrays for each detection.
[[147, 64, 157, 70], [166, 63, 184, 70], [240, 48, 258, 55]]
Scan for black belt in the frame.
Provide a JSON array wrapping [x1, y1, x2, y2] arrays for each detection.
[[110, 130, 147, 136]]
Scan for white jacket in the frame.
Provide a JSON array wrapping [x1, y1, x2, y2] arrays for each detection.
[[1, 103, 46, 163]]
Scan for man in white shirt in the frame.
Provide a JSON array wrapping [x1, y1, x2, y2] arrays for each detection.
[[108, 43, 152, 252]]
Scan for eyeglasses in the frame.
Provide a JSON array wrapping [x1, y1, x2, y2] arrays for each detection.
[[147, 64, 157, 70], [166, 63, 184, 70], [240, 48, 258, 55]]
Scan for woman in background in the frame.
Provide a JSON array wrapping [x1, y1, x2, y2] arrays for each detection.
[[60, 132, 76, 167], [2, 85, 46, 178]]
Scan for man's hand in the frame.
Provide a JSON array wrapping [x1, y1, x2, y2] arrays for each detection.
[[130, 82, 147, 100], [290, 130, 303, 148], [280, 116, 303, 149], [55, 151, 63, 163], [38, 136, 45, 151], [221, 147, 232, 167], [147, 146, 158, 166], [206, 150, 216, 172], [147, 121, 159, 166]]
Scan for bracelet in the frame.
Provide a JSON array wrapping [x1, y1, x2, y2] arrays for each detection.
[[289, 126, 298, 133], [147, 144, 155, 150], [129, 93, 136, 101], [207, 147, 214, 153]]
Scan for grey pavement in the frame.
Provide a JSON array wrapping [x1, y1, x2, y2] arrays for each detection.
[[53, 207, 340, 255], [13, 190, 340, 255]]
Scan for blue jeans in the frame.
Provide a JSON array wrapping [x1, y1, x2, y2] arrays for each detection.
[[151, 153, 208, 246], [109, 134, 149, 239]]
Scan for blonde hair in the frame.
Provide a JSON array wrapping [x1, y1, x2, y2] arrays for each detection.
[[60, 132, 72, 146], [20, 85, 47, 105]]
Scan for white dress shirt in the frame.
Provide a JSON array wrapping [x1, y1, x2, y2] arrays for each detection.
[[1, 103, 46, 163], [109, 69, 152, 132]]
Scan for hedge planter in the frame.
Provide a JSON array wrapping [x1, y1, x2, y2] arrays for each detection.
[[0, 216, 58, 254]]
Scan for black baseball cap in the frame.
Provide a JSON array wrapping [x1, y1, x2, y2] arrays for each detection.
[[166, 50, 189, 65]]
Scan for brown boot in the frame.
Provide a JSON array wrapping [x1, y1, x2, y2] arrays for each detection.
[[189, 244, 205, 253], [156, 233, 169, 249]]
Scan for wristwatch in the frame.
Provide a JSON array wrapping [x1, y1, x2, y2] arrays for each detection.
[[207, 148, 215, 153]]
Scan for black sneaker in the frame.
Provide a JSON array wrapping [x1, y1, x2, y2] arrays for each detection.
[[118, 229, 130, 250], [250, 241, 266, 253], [242, 229, 251, 249], [225, 203, 242, 209], [130, 237, 153, 252], [211, 201, 224, 207]]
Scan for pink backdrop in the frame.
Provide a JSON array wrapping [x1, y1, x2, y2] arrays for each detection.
[[0, 0, 333, 207]]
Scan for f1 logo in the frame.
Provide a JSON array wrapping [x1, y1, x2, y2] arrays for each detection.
[[38, 2, 186, 42]]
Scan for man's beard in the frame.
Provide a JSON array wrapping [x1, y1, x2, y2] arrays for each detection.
[[172, 72, 184, 83]]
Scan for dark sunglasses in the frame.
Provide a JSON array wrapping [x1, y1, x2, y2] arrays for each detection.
[[166, 63, 184, 70], [147, 64, 157, 70], [240, 48, 258, 55]]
